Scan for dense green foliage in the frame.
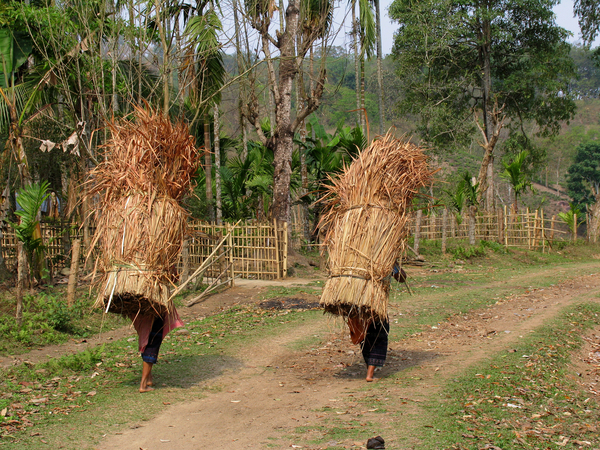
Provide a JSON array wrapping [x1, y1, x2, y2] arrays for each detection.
[[566, 141, 600, 210], [389, 0, 577, 153]]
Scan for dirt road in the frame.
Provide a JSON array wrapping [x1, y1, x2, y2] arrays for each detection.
[[91, 264, 600, 450]]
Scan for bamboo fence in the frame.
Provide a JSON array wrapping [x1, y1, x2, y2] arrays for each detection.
[[408, 206, 571, 252], [0, 207, 575, 278]]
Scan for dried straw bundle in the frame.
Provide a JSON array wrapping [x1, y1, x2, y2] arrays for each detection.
[[88, 106, 201, 317], [88, 104, 198, 202], [319, 132, 433, 320]]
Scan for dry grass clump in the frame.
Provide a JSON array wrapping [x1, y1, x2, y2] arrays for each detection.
[[88, 105, 201, 317], [319, 132, 433, 320]]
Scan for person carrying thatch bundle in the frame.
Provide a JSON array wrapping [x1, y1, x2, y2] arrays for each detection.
[[87, 105, 202, 392], [319, 132, 432, 381]]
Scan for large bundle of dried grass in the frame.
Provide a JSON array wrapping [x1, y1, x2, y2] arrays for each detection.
[[319, 132, 433, 320], [88, 105, 201, 317]]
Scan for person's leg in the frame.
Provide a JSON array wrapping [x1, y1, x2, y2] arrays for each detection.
[[139, 316, 164, 393], [140, 361, 154, 393], [362, 320, 389, 382]]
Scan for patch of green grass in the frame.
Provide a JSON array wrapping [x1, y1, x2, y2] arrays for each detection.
[[259, 285, 321, 299], [0, 304, 322, 449], [409, 302, 600, 450], [0, 290, 128, 355]]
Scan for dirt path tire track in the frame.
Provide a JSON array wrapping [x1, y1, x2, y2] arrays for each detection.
[[96, 268, 600, 450]]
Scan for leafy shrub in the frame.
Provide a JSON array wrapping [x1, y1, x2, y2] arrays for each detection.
[[479, 240, 506, 254], [451, 245, 486, 260]]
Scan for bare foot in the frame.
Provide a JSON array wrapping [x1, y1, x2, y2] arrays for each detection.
[[147, 375, 154, 387], [366, 365, 376, 382], [139, 385, 154, 393]]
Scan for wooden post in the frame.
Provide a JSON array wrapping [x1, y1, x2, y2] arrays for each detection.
[[181, 239, 190, 284], [414, 210, 422, 254], [497, 207, 504, 245], [430, 213, 436, 240], [283, 221, 288, 278], [541, 210, 546, 253], [441, 208, 448, 254], [227, 224, 234, 287], [504, 205, 508, 248], [550, 215, 556, 241], [67, 238, 81, 307], [273, 218, 280, 279], [82, 196, 91, 270], [527, 208, 531, 250]]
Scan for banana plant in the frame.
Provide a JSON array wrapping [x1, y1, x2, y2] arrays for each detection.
[[8, 181, 50, 279]]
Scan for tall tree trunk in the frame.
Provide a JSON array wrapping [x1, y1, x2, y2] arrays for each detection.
[[478, 16, 494, 210], [155, 0, 170, 113], [15, 241, 26, 327], [233, 0, 248, 159], [270, 0, 301, 224], [214, 105, 222, 225], [110, 0, 119, 114], [374, 0, 384, 135], [204, 121, 214, 221], [352, 0, 362, 128], [360, 56, 366, 136]]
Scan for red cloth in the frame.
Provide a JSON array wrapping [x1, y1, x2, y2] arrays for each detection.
[[348, 317, 371, 345], [130, 307, 184, 353]]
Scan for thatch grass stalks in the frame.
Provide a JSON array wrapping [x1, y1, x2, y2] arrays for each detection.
[[319, 132, 433, 320], [87, 106, 201, 317]]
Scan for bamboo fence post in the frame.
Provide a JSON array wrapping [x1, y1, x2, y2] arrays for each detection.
[[431, 213, 436, 240], [67, 238, 81, 307], [468, 206, 476, 246], [525, 207, 531, 250], [497, 207, 504, 244], [550, 215, 556, 241], [533, 209, 539, 249], [541, 210, 546, 253], [274, 218, 280, 279], [441, 208, 448, 254], [414, 210, 422, 254], [504, 205, 508, 248], [227, 223, 234, 287], [573, 214, 577, 242], [283, 221, 288, 278], [82, 196, 91, 270], [181, 238, 190, 284]]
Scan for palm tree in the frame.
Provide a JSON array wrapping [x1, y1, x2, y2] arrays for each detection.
[[184, 8, 225, 222], [350, 0, 375, 134], [500, 150, 532, 212], [373, 0, 384, 134]]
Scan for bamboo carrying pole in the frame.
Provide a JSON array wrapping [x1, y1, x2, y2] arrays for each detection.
[[169, 221, 239, 300]]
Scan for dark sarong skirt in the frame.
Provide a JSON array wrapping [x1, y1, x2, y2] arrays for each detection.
[[361, 320, 389, 367], [141, 317, 165, 364]]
